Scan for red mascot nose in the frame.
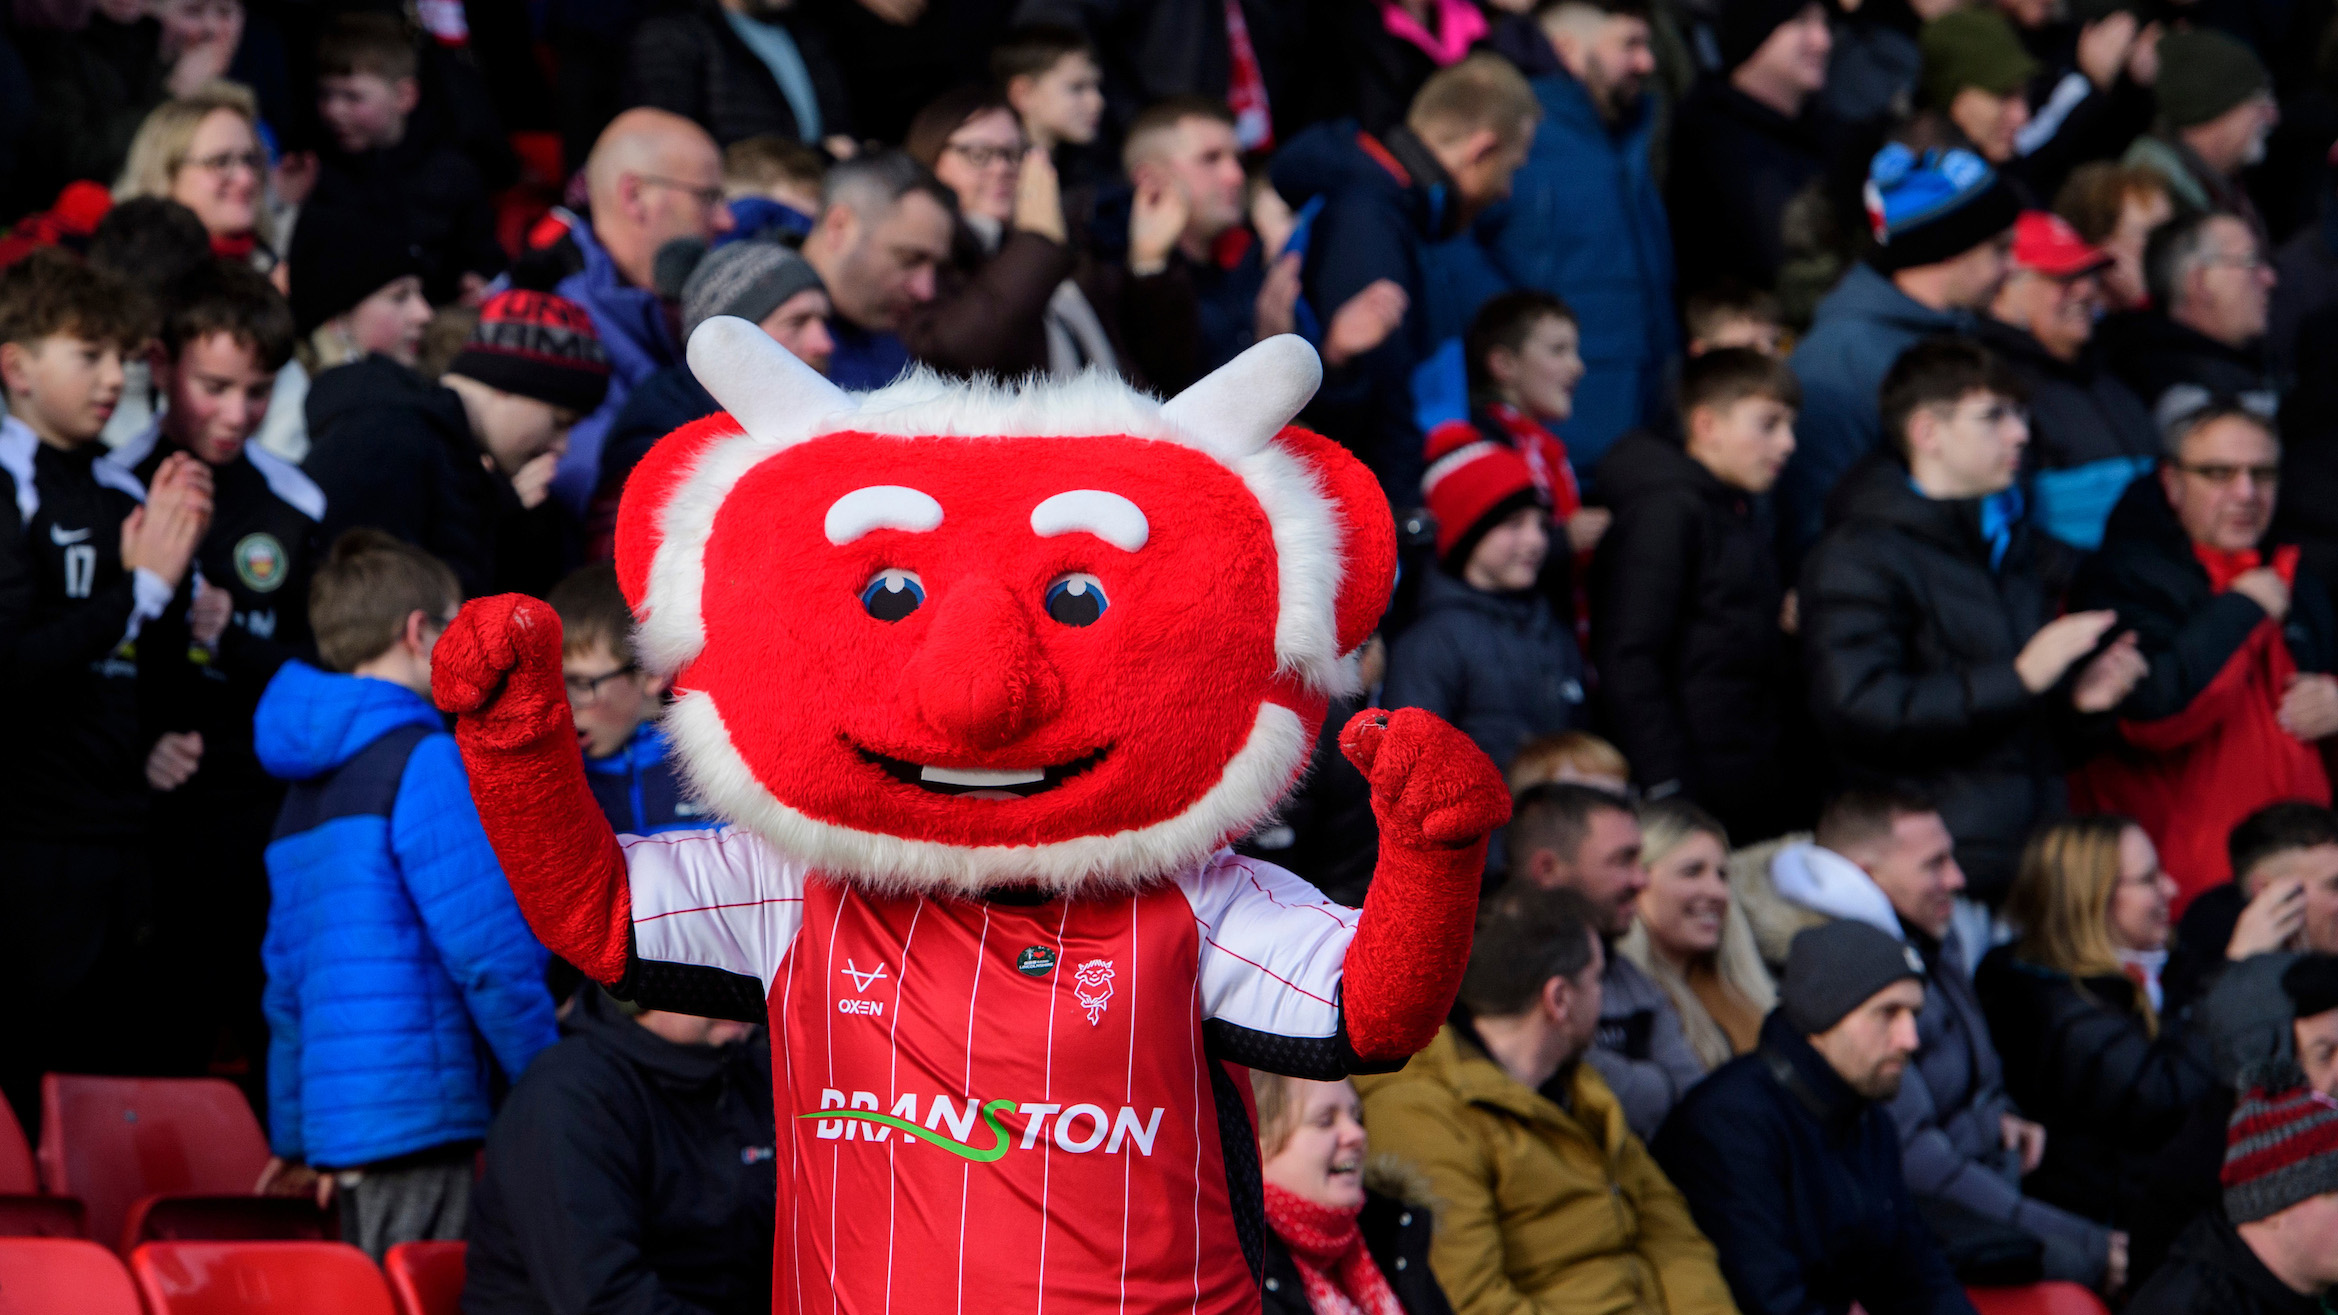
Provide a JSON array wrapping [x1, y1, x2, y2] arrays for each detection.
[[906, 576, 1065, 750]]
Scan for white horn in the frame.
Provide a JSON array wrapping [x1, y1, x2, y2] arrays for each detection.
[[1159, 334, 1322, 460], [687, 315, 853, 438]]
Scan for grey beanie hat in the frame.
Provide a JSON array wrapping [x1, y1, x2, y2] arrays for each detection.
[[681, 240, 829, 344], [1780, 921, 1927, 1036]]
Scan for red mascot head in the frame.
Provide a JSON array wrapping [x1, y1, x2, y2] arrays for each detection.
[[614, 321, 1395, 895]]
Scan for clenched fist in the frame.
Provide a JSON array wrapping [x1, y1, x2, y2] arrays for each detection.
[[1340, 706, 1511, 852], [431, 594, 571, 750]]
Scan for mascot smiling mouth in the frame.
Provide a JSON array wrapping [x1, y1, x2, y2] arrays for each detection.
[[855, 744, 1110, 798]]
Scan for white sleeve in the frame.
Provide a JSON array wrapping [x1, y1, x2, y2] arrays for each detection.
[[621, 826, 807, 991], [1179, 851, 1359, 1043]]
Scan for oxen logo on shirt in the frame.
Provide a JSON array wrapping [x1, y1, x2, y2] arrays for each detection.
[[1072, 959, 1115, 1025]]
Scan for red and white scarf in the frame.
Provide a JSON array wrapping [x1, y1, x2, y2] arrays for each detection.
[[1262, 1183, 1406, 1315]]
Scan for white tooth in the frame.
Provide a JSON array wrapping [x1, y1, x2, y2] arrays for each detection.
[[920, 765, 1046, 788]]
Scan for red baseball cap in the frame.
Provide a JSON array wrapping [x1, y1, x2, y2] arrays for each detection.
[[2012, 210, 2112, 279]]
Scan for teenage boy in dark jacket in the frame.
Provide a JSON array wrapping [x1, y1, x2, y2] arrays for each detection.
[[464, 987, 776, 1314], [106, 259, 319, 1087], [306, 290, 610, 600], [1800, 337, 2148, 901], [1592, 348, 1803, 842], [1654, 920, 1977, 1315], [1386, 427, 1586, 772], [1269, 55, 1540, 508], [0, 250, 210, 1124]]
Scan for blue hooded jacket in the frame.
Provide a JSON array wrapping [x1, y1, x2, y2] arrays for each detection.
[[552, 220, 683, 515], [256, 660, 558, 1169], [1431, 44, 1677, 477]]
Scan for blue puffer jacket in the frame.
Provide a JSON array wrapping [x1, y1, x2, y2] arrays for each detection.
[[1440, 53, 1677, 476], [256, 661, 558, 1170], [553, 219, 682, 514]]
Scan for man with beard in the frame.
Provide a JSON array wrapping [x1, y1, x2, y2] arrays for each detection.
[[1655, 920, 1978, 1315]]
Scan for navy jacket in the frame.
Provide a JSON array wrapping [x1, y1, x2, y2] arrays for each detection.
[[1384, 568, 1586, 773], [1453, 56, 1676, 472], [1653, 1011, 1976, 1315], [584, 722, 710, 837], [1270, 119, 1458, 507], [257, 661, 557, 1169]]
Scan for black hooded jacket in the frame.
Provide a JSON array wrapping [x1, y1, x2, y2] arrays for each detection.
[[463, 988, 778, 1315], [304, 355, 570, 598], [1383, 569, 1586, 774], [1799, 452, 2086, 900], [1589, 429, 1796, 837], [1973, 319, 2157, 474]]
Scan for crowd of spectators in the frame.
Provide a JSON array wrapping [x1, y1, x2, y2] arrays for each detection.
[[8, 0, 2338, 1308]]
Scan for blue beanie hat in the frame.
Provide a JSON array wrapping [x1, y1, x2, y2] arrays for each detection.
[[1863, 144, 2021, 273]]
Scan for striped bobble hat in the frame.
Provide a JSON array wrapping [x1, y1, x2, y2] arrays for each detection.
[[2223, 1084, 2338, 1223], [1421, 419, 1547, 569], [447, 289, 613, 415]]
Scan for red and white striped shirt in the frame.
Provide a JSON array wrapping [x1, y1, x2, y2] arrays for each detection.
[[619, 827, 1363, 1315]]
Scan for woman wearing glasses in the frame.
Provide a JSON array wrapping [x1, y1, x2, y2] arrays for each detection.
[[2070, 403, 2338, 915], [115, 80, 279, 270], [901, 84, 1129, 383]]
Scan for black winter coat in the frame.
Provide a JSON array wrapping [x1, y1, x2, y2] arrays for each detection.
[[1652, 1011, 1975, 1315], [1973, 319, 2157, 472], [2126, 1208, 2326, 1315], [304, 355, 568, 599], [1384, 569, 1586, 774], [621, 0, 852, 147], [1259, 1185, 1452, 1315], [1971, 946, 2218, 1230], [309, 135, 507, 306], [1799, 452, 2085, 900], [2099, 310, 2281, 419], [462, 988, 777, 1314], [1590, 429, 1798, 839], [1666, 78, 1839, 295]]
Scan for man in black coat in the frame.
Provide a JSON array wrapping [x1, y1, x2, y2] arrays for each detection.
[[463, 987, 778, 1314], [1977, 212, 2157, 551], [1668, 0, 1841, 296], [2127, 1083, 2338, 1315], [621, 0, 853, 149], [1592, 348, 1806, 842], [1801, 337, 2147, 902], [1654, 920, 1976, 1315], [2102, 210, 2280, 423]]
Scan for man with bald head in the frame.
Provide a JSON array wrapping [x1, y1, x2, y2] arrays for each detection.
[[549, 108, 734, 512]]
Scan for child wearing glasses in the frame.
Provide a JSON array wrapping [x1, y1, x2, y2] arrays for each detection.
[[551, 560, 703, 838]]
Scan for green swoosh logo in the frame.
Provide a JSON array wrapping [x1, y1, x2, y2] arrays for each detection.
[[796, 1098, 1019, 1162]]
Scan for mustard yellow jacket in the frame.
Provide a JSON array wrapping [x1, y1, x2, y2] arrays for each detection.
[[1355, 1026, 1739, 1315]]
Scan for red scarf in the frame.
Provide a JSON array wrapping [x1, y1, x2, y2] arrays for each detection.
[[210, 230, 257, 260], [1262, 1184, 1405, 1315], [2192, 542, 2298, 593], [1224, 0, 1274, 152], [1482, 402, 1582, 519]]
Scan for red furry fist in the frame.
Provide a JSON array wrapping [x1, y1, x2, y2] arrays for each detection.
[[1339, 707, 1511, 852], [431, 594, 573, 751]]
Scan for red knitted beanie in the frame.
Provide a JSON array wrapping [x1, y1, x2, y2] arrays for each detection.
[[1421, 420, 1546, 568], [2223, 1084, 2338, 1223]]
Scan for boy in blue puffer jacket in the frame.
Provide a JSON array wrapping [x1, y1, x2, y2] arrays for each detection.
[[252, 529, 557, 1262]]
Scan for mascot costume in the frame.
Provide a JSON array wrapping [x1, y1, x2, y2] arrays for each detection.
[[432, 322, 1511, 1313]]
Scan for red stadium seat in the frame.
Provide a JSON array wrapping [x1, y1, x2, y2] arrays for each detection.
[[37, 1076, 271, 1255], [120, 1194, 331, 1254], [1967, 1281, 2114, 1315], [385, 1240, 467, 1315], [0, 1236, 143, 1314], [130, 1240, 397, 1315], [0, 1100, 34, 1194]]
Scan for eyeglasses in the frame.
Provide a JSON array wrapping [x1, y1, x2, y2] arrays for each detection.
[[184, 150, 265, 175], [565, 663, 640, 705], [2174, 461, 2281, 485], [944, 142, 1025, 171], [2201, 251, 2270, 273], [637, 175, 727, 209]]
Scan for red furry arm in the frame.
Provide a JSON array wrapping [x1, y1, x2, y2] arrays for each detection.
[[1338, 708, 1511, 1063], [432, 594, 634, 984]]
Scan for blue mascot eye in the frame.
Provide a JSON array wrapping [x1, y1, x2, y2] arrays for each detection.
[[860, 571, 925, 621], [1044, 574, 1108, 626]]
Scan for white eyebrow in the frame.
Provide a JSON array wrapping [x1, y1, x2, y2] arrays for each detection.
[[825, 486, 944, 545], [1029, 490, 1149, 552]]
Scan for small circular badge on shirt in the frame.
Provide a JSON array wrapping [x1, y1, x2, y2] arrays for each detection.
[[1015, 946, 1058, 978], [233, 533, 287, 593]]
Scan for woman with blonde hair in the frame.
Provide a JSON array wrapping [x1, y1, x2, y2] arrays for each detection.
[[1975, 816, 2216, 1233], [1618, 799, 1774, 1069], [1249, 1072, 1450, 1315], [115, 81, 277, 265]]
